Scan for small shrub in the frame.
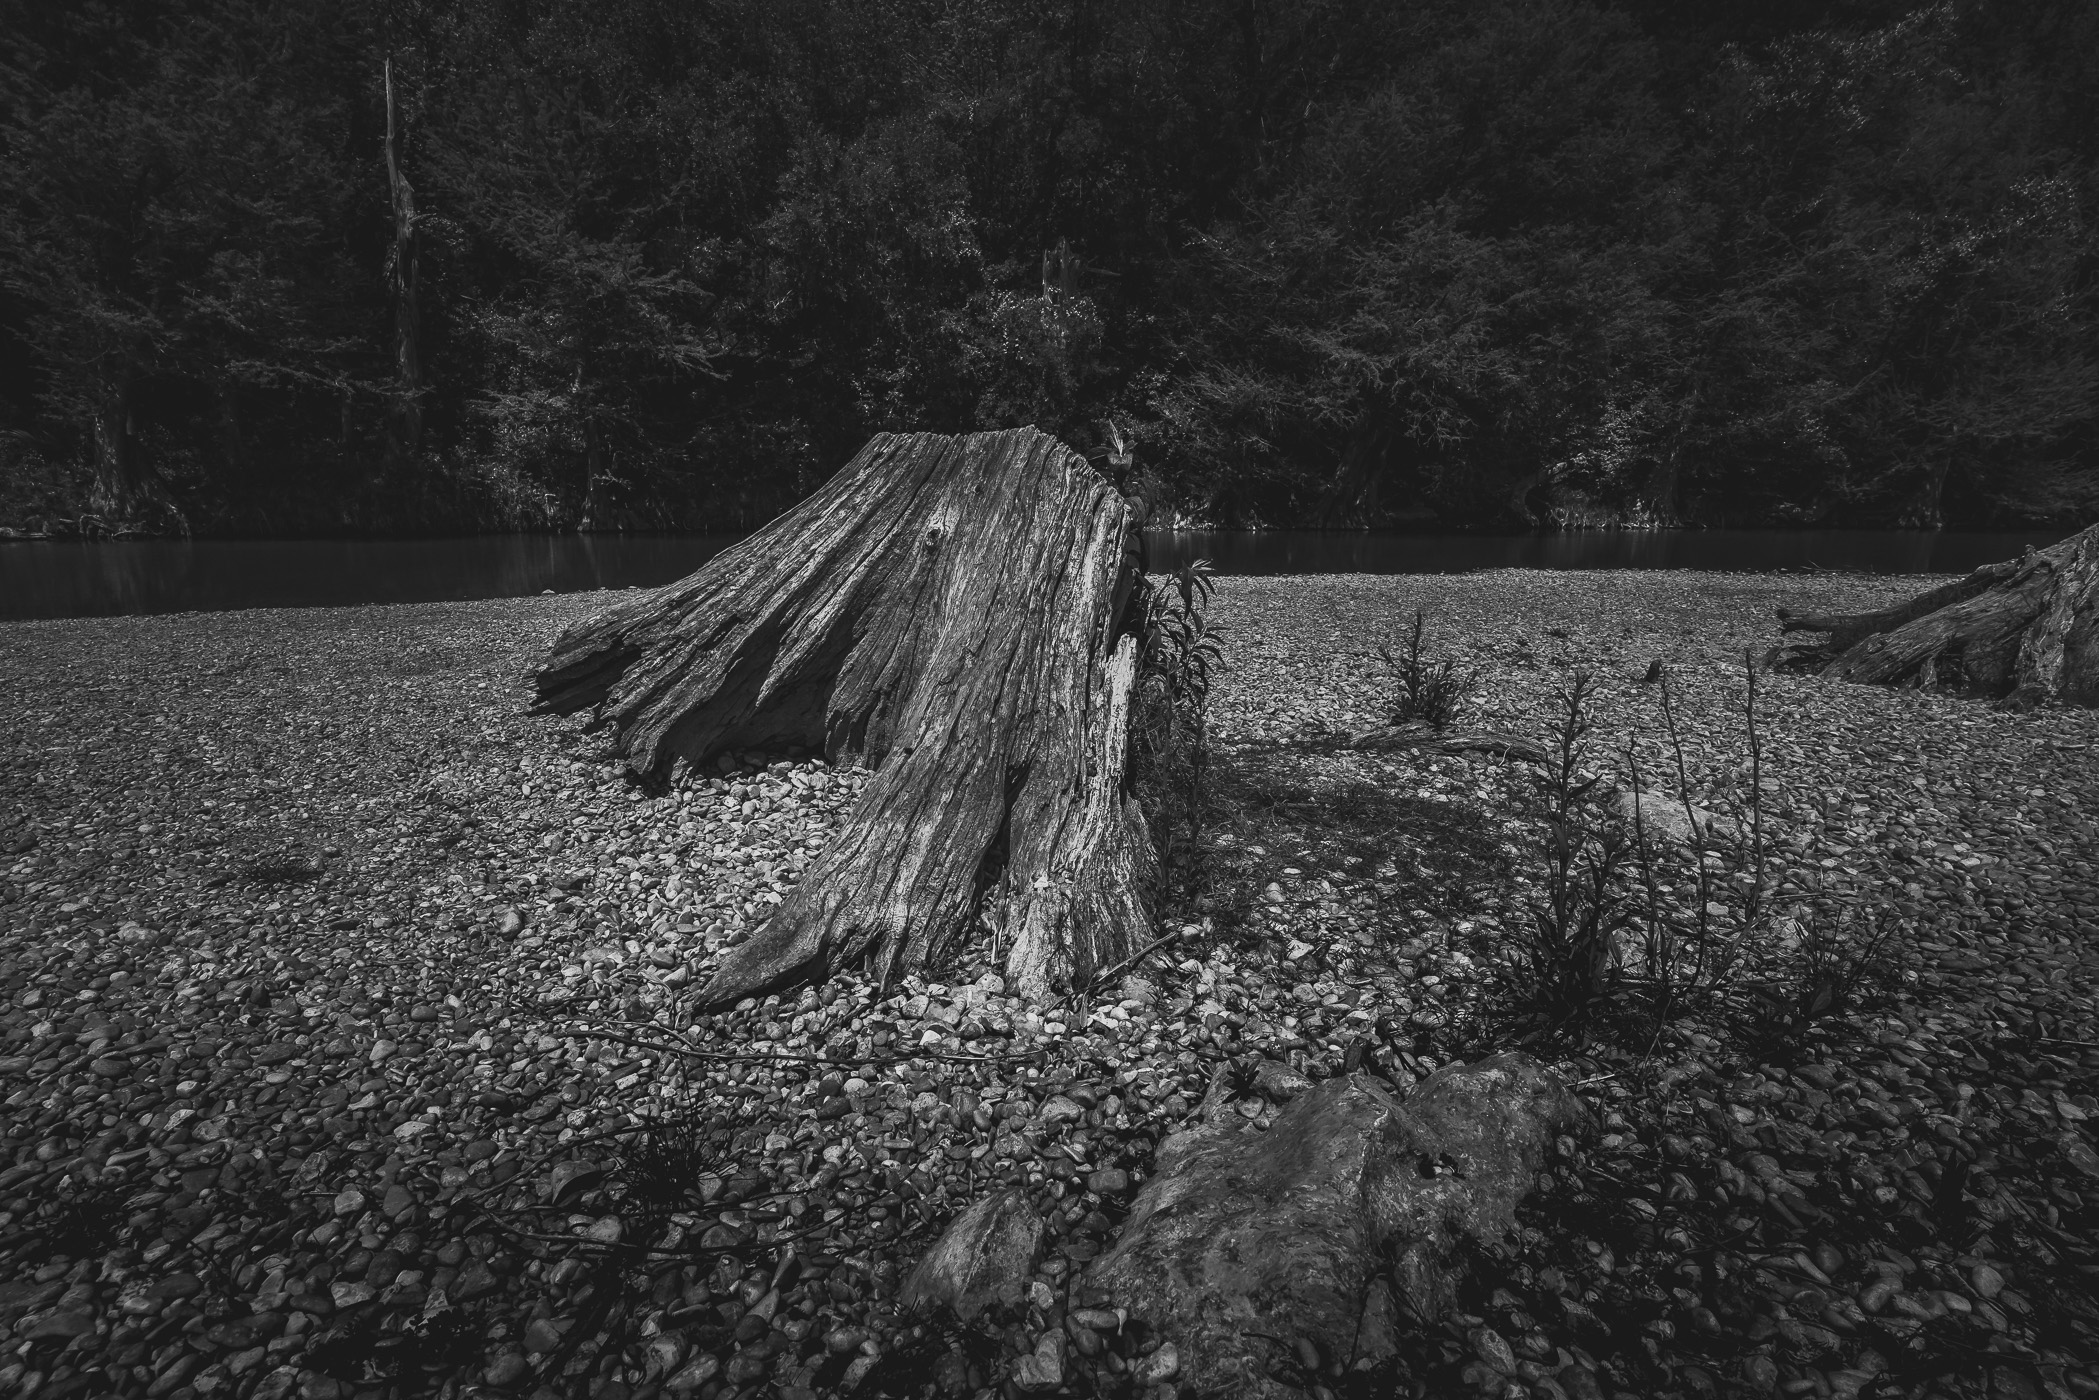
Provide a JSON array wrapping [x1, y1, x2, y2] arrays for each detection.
[[1609, 652, 1918, 1057], [1500, 655, 1856, 1048], [1377, 610, 1476, 730], [1503, 671, 1635, 1030], [616, 1094, 729, 1225], [1743, 903, 1906, 1054], [1619, 653, 1775, 1023]]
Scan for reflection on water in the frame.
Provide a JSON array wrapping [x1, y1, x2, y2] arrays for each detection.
[[0, 527, 2076, 622], [0, 535, 743, 622]]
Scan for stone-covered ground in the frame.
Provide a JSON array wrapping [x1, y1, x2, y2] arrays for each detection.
[[0, 572, 2094, 1400]]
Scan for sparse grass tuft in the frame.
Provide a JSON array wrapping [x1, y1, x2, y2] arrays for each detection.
[[616, 1091, 730, 1224], [1377, 610, 1476, 730], [1742, 902, 1907, 1056], [1616, 659, 1770, 1024]]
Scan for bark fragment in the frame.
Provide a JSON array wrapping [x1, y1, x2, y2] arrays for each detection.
[[383, 59, 421, 467]]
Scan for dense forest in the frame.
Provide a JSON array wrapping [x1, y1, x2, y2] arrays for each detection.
[[1, 0, 2094, 537]]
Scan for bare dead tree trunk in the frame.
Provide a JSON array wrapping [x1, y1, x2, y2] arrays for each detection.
[[1645, 392, 1692, 525], [532, 428, 1159, 1005], [580, 424, 603, 532], [575, 367, 603, 532], [1772, 522, 2099, 707], [383, 59, 421, 466], [85, 366, 181, 533], [87, 370, 134, 521], [217, 380, 243, 478]]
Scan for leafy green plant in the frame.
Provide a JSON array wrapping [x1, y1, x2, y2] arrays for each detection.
[[1377, 611, 1475, 730], [1505, 671, 1635, 1029], [1140, 560, 1221, 711], [1134, 560, 1222, 868]]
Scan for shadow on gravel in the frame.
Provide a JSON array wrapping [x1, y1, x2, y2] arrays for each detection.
[[238, 859, 324, 885], [24, 1182, 127, 1260], [1195, 747, 1513, 936], [1370, 1012, 2099, 1400], [384, 645, 462, 677]]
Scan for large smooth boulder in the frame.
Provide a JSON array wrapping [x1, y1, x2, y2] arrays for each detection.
[[1087, 1053, 1589, 1397]]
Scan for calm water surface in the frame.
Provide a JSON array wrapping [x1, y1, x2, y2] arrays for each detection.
[[0, 528, 2074, 621], [1146, 528, 2072, 577]]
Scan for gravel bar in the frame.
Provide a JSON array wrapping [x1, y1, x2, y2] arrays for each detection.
[[1, 572, 2095, 1400]]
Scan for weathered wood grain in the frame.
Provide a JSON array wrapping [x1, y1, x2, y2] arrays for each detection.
[[1773, 523, 2099, 707], [532, 427, 1159, 1005]]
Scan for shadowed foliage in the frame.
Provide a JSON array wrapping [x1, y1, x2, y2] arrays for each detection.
[[1, 0, 2094, 536]]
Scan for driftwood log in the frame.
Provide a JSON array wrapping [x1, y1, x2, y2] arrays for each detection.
[[1345, 720, 1550, 767], [532, 428, 1158, 1007], [1772, 523, 2099, 706]]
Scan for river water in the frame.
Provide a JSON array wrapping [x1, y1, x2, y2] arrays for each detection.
[[0, 528, 2073, 622]]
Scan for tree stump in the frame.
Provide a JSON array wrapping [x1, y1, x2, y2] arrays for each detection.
[[1772, 523, 2099, 707], [531, 428, 1159, 1006]]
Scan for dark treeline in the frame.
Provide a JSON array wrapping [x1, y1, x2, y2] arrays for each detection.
[[1, 0, 2094, 537]]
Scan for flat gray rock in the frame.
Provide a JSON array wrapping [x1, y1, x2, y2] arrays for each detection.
[[1617, 787, 1735, 845]]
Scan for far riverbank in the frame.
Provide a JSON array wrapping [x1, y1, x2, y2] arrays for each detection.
[[0, 528, 2076, 620]]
